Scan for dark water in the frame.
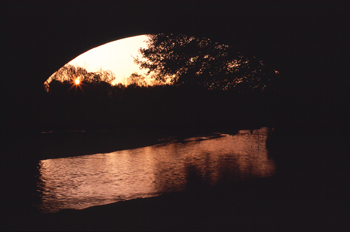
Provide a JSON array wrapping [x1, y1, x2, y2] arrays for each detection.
[[35, 127, 275, 213]]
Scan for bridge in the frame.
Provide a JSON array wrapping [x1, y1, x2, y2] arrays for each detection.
[[2, 1, 349, 155]]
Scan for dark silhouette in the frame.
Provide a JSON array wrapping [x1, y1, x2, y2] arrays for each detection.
[[1, 1, 349, 231], [127, 72, 148, 86], [46, 64, 116, 88], [134, 33, 279, 92], [40, 64, 277, 151]]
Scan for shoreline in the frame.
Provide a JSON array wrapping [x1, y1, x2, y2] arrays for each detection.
[[38, 128, 238, 160], [3, 174, 347, 231], [2, 126, 348, 231]]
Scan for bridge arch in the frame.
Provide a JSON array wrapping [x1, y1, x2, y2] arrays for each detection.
[[2, 1, 348, 154]]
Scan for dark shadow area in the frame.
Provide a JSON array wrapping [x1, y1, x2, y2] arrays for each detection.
[[2, 174, 348, 231], [38, 80, 276, 157], [36, 52, 277, 158], [1, 1, 350, 231]]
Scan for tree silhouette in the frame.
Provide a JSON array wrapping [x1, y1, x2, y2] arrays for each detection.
[[45, 64, 116, 91], [127, 73, 148, 87], [134, 33, 279, 92]]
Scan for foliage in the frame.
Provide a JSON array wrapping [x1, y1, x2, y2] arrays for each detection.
[[134, 33, 279, 92], [40, 40, 279, 134], [127, 73, 148, 87], [45, 64, 116, 91], [42, 78, 276, 134]]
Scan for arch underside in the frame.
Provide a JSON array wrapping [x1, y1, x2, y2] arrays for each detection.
[[2, 1, 349, 150]]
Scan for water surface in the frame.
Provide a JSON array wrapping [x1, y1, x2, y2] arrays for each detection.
[[37, 127, 275, 213]]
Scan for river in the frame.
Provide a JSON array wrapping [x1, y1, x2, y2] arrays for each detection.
[[35, 127, 275, 213]]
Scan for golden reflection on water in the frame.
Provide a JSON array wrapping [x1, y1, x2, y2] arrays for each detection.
[[38, 127, 275, 213]]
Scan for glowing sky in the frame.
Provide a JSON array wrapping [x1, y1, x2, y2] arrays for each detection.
[[67, 35, 149, 85]]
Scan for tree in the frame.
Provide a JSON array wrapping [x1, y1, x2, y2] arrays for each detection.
[[134, 33, 279, 92], [127, 73, 148, 87], [95, 68, 117, 83], [45, 64, 116, 91]]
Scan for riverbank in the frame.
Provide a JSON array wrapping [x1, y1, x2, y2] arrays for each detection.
[[2, 173, 348, 231], [38, 128, 237, 160], [2, 126, 349, 231]]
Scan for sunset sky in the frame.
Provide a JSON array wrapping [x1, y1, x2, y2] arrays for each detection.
[[67, 34, 149, 85]]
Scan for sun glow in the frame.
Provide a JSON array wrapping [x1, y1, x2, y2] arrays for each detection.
[[68, 77, 85, 93], [67, 35, 149, 85]]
